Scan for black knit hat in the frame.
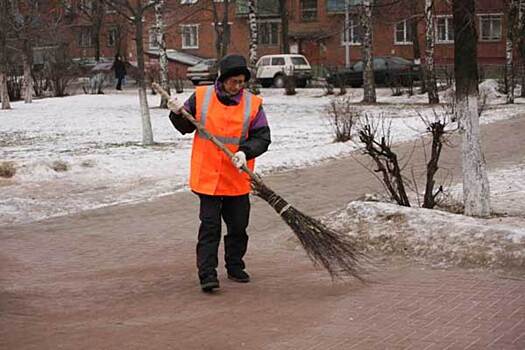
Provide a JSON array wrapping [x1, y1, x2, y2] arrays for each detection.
[[217, 54, 251, 82]]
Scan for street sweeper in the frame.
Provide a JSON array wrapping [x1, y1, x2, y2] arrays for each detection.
[[167, 54, 271, 292]]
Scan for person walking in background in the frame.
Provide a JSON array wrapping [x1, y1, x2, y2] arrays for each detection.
[[167, 54, 271, 293], [112, 55, 126, 90]]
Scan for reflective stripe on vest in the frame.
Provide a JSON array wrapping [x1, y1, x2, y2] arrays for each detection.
[[198, 85, 252, 145]]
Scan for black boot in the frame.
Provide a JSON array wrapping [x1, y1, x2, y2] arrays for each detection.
[[200, 275, 220, 292], [227, 269, 250, 283]]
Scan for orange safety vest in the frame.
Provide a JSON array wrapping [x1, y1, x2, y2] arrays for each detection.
[[190, 85, 262, 196]]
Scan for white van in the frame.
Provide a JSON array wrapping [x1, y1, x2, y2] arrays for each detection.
[[255, 54, 312, 88]]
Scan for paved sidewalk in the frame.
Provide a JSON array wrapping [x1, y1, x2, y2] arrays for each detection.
[[1, 115, 524, 350]]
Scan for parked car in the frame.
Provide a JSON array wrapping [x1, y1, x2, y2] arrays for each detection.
[[186, 58, 218, 86], [325, 56, 421, 88], [255, 54, 312, 88]]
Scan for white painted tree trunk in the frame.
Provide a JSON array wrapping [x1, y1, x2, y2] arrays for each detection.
[[457, 94, 490, 216], [134, 18, 154, 145], [0, 72, 10, 109], [424, 0, 439, 104], [23, 53, 33, 103], [138, 87, 154, 144], [361, 0, 376, 103], [154, 0, 170, 108]]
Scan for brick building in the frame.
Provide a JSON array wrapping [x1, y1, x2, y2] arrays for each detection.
[[60, 0, 510, 77]]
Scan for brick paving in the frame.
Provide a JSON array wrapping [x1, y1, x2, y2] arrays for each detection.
[[1, 115, 525, 349]]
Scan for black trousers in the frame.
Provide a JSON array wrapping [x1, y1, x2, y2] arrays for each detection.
[[196, 193, 250, 279], [116, 76, 124, 90]]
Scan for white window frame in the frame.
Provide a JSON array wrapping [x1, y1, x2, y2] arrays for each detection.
[[435, 15, 453, 44], [181, 24, 199, 49], [257, 20, 280, 46], [341, 18, 362, 46], [478, 13, 502, 42], [394, 19, 412, 45], [107, 27, 118, 47], [149, 28, 162, 50], [77, 26, 93, 48]]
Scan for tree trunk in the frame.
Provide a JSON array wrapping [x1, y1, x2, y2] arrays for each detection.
[[92, 0, 104, 62], [155, 0, 170, 108], [505, 0, 519, 104], [220, 0, 230, 58], [424, 0, 439, 103], [22, 41, 33, 103], [521, 1, 525, 97], [0, 72, 10, 109], [135, 18, 154, 145], [248, 0, 258, 67], [279, 0, 289, 54], [247, 0, 259, 94], [0, 0, 10, 109], [453, 0, 490, 217], [361, 0, 376, 103]]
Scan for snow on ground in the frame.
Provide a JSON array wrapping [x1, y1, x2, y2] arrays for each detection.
[[326, 163, 525, 269], [1, 83, 524, 225]]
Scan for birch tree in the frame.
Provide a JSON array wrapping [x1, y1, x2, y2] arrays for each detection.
[[154, 0, 170, 108], [247, 0, 259, 93], [361, 0, 376, 103], [505, 0, 520, 104], [424, 0, 439, 103], [453, 0, 490, 217], [105, 0, 157, 145]]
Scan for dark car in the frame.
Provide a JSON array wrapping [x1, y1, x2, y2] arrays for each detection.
[[186, 59, 218, 85], [326, 56, 421, 88]]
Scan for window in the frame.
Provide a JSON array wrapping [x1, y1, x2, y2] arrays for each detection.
[[180, 0, 197, 4], [300, 0, 317, 21], [258, 21, 279, 46], [107, 27, 118, 47], [271, 57, 285, 66], [341, 18, 362, 45], [258, 57, 271, 66], [78, 0, 93, 14], [479, 14, 502, 41], [181, 24, 199, 49], [77, 26, 93, 48], [326, 0, 363, 13], [395, 19, 412, 44], [436, 16, 453, 43], [149, 28, 162, 50]]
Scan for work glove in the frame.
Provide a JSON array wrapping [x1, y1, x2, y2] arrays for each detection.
[[232, 151, 247, 169], [167, 97, 184, 113]]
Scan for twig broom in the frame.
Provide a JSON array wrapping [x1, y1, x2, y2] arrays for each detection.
[[153, 83, 365, 280]]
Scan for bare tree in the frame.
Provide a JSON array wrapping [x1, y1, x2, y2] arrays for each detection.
[[424, 0, 439, 104], [211, 0, 231, 59], [279, 0, 289, 54], [505, 0, 520, 104], [105, 0, 157, 145], [361, 0, 376, 103], [517, 0, 525, 97], [453, 0, 490, 217], [357, 115, 410, 206], [154, 0, 170, 108], [0, 0, 13, 109]]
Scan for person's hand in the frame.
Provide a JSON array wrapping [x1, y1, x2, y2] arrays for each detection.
[[232, 151, 246, 169], [168, 98, 184, 113]]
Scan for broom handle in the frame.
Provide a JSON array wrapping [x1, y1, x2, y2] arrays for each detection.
[[152, 83, 263, 186]]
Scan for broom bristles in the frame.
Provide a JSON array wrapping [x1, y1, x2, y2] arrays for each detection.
[[252, 180, 366, 281]]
